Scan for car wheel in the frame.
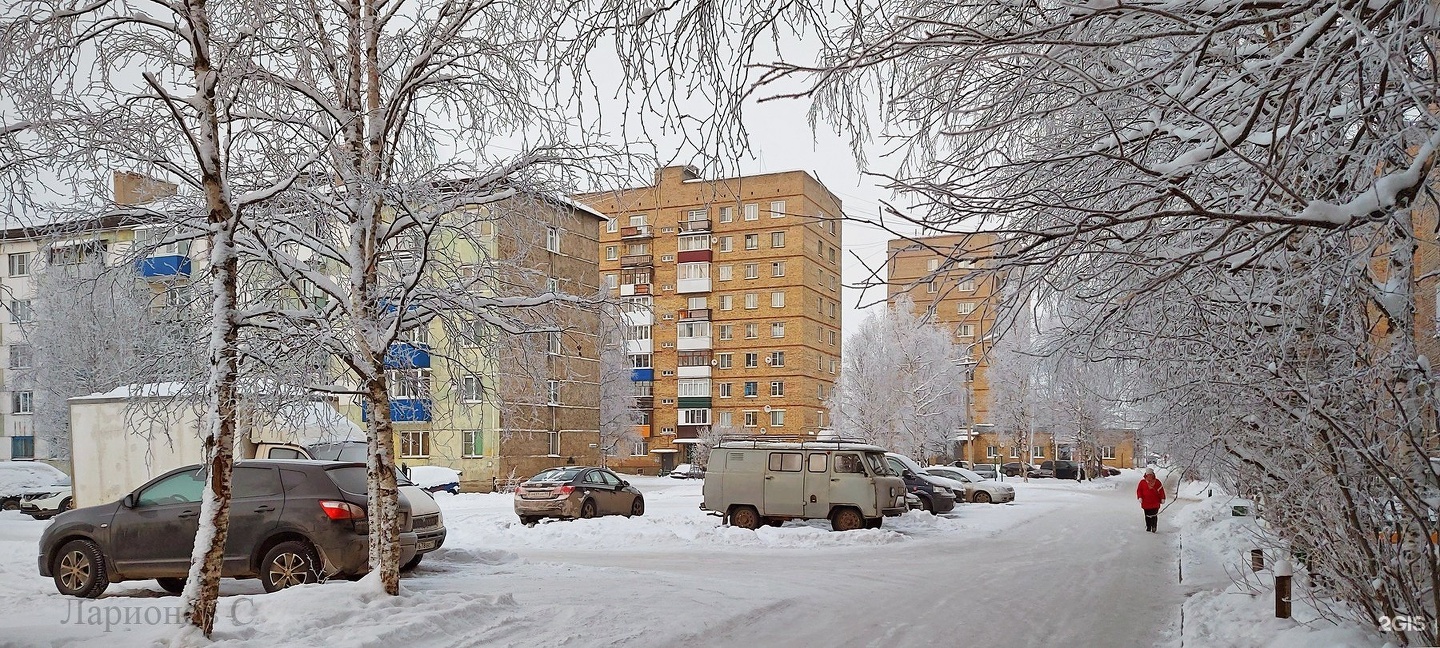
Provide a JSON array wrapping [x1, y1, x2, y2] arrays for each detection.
[[1, 498, 18, 511], [261, 540, 320, 593], [628, 497, 644, 518], [59, 498, 74, 513], [974, 491, 992, 504], [730, 505, 761, 530], [156, 577, 186, 594], [53, 539, 108, 598], [579, 499, 598, 519], [831, 508, 864, 532], [401, 553, 423, 572], [519, 515, 540, 526], [918, 495, 934, 514]]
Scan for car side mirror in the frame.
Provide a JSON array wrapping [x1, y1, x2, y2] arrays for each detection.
[[122, 493, 137, 508], [620, 480, 629, 487], [903, 470, 916, 479]]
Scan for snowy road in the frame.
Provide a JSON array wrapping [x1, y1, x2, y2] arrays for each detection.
[[0, 471, 1191, 647]]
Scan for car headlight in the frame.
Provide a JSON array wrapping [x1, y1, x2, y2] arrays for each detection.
[[937, 487, 953, 497]]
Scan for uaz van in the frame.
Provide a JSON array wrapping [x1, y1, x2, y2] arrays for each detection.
[[701, 438, 908, 531]]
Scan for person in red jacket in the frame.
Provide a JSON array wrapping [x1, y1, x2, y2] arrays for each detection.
[[1137, 468, 1166, 532]]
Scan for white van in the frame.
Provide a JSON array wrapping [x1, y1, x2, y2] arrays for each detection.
[[701, 438, 908, 531]]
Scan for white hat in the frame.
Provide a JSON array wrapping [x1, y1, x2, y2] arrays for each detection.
[[1144, 468, 1156, 475]]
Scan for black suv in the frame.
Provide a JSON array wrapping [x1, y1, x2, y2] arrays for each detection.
[[1040, 460, 1086, 480], [38, 460, 419, 598]]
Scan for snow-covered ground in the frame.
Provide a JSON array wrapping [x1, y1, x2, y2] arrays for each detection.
[[0, 470, 1367, 647]]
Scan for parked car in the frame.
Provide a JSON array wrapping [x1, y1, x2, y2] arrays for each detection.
[[701, 438, 907, 531], [1103, 466, 1121, 477], [884, 453, 958, 514], [925, 466, 1016, 504], [1, 461, 70, 512], [905, 492, 922, 511], [21, 483, 74, 520], [668, 463, 705, 480], [306, 441, 448, 570], [1039, 460, 1086, 480], [515, 466, 644, 524], [38, 460, 420, 598], [1030, 467, 1054, 478], [950, 461, 973, 470], [407, 465, 462, 495], [969, 464, 1001, 481], [1001, 462, 1032, 478]]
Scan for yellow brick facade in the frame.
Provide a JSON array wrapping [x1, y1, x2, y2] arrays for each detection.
[[579, 167, 844, 474]]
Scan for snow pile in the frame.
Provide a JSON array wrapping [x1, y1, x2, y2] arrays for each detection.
[[1173, 485, 1388, 648]]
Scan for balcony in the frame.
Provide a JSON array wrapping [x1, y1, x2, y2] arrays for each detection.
[[619, 283, 652, 297], [362, 398, 433, 423], [625, 338, 653, 355], [383, 342, 431, 369], [678, 219, 711, 233], [623, 309, 653, 326], [676, 365, 711, 379], [676, 277, 710, 294], [620, 254, 653, 267], [677, 397, 712, 409], [676, 250, 712, 264], [136, 254, 192, 279], [635, 397, 654, 410], [634, 425, 651, 438], [620, 225, 653, 239], [676, 335, 712, 351], [679, 308, 710, 321], [630, 368, 654, 382]]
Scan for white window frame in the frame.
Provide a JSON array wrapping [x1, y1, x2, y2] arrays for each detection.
[[744, 204, 759, 221], [769, 351, 785, 367], [548, 431, 561, 455], [462, 430, 484, 457], [606, 218, 618, 233], [7, 252, 29, 277], [771, 322, 785, 338], [719, 206, 734, 223], [771, 261, 785, 277], [745, 293, 758, 309], [459, 375, 483, 403], [545, 226, 560, 253], [771, 231, 785, 248], [720, 294, 733, 310], [716, 353, 733, 369], [744, 234, 759, 250], [680, 408, 711, 425], [769, 409, 786, 426], [769, 200, 786, 218], [12, 390, 33, 415], [771, 291, 786, 308], [771, 381, 784, 397], [717, 265, 733, 281], [547, 380, 560, 405], [606, 245, 618, 260], [400, 430, 430, 458]]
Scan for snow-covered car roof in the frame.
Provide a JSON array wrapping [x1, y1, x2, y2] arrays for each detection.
[[0, 461, 70, 495], [407, 465, 461, 489]]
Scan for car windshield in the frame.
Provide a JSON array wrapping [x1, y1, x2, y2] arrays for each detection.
[[864, 453, 892, 475], [308, 442, 368, 463], [953, 468, 985, 482], [529, 467, 584, 483]]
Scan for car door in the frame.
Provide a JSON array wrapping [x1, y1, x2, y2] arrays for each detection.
[[598, 470, 632, 512], [580, 469, 616, 514], [802, 453, 831, 518], [107, 468, 205, 578], [763, 452, 805, 516], [830, 453, 876, 514], [223, 466, 286, 575]]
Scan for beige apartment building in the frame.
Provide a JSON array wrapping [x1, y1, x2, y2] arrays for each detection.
[[579, 166, 845, 474]]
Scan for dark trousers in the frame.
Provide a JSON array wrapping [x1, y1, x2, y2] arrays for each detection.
[[1143, 507, 1159, 532]]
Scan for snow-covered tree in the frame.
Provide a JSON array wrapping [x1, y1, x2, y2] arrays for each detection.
[[831, 297, 969, 461]]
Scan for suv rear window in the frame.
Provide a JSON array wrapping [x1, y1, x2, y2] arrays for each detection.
[[529, 468, 583, 483], [326, 466, 369, 495]]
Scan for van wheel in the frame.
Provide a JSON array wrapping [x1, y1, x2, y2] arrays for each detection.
[[261, 541, 320, 593], [401, 553, 423, 572], [865, 518, 882, 529], [831, 508, 864, 532], [974, 491, 992, 504], [54, 539, 108, 598], [766, 518, 783, 527], [730, 506, 761, 530]]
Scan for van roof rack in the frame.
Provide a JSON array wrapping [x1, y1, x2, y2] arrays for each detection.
[[716, 434, 875, 448]]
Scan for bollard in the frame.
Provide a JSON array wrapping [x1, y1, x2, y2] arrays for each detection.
[[1250, 549, 1264, 572], [1274, 559, 1293, 619]]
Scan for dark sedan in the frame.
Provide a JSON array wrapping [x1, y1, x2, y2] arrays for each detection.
[[514, 466, 645, 524], [1001, 462, 1032, 478], [38, 460, 418, 598]]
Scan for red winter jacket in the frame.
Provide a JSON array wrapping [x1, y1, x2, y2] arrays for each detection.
[[1137, 477, 1165, 509]]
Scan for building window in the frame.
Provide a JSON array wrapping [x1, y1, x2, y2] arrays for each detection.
[[744, 234, 759, 250], [400, 431, 430, 458], [545, 227, 560, 253], [771, 231, 785, 248], [547, 277, 559, 293], [547, 380, 559, 405], [770, 381, 784, 397], [678, 262, 710, 281], [719, 206, 734, 223], [986, 446, 998, 459], [745, 323, 758, 339], [927, 258, 940, 272], [718, 265, 733, 281], [11, 391, 33, 414], [744, 381, 758, 397], [1102, 446, 1116, 460], [718, 324, 733, 341], [771, 323, 785, 338], [632, 440, 649, 456], [720, 294, 733, 310], [718, 410, 732, 426], [679, 234, 710, 251], [958, 302, 977, 315], [549, 431, 561, 455], [463, 430, 484, 457], [745, 293, 758, 309], [771, 261, 785, 277], [771, 291, 785, 308], [718, 236, 733, 252], [677, 321, 710, 339], [631, 354, 652, 368], [459, 375, 483, 403], [677, 378, 710, 397], [769, 351, 785, 367], [770, 410, 786, 426], [629, 214, 647, 226], [10, 435, 33, 459], [634, 381, 653, 397], [605, 246, 618, 260], [1012, 447, 1021, 458], [9, 299, 32, 323], [958, 279, 976, 291], [743, 263, 758, 280], [681, 408, 710, 425], [1032, 446, 1044, 459], [386, 368, 431, 399], [719, 382, 732, 398], [745, 352, 759, 368], [716, 353, 733, 369], [744, 204, 759, 221], [8, 344, 32, 369], [606, 218, 618, 233], [743, 411, 759, 427], [606, 274, 619, 290], [927, 280, 939, 294], [769, 200, 786, 218], [549, 331, 563, 355], [686, 208, 707, 222], [958, 324, 976, 338], [7, 253, 29, 277]]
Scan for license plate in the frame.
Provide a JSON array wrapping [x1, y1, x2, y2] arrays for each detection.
[[418, 539, 437, 551]]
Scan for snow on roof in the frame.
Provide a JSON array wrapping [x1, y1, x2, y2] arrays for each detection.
[[716, 440, 887, 452], [70, 382, 191, 401], [551, 194, 607, 221]]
